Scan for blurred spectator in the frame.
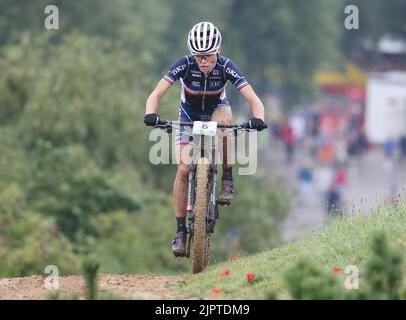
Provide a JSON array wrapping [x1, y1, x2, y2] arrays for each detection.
[[383, 138, 396, 158], [383, 138, 397, 172], [309, 111, 320, 137], [281, 120, 295, 164], [297, 160, 313, 204], [326, 185, 341, 218], [317, 141, 335, 164], [358, 130, 369, 153], [347, 129, 361, 157], [334, 162, 348, 198]]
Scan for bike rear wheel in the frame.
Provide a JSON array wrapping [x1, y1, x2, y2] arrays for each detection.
[[192, 157, 211, 274]]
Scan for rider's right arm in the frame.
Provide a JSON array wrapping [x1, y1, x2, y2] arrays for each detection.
[[145, 78, 172, 114], [145, 56, 188, 115]]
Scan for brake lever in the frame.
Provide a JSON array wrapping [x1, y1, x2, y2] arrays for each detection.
[[154, 124, 172, 133]]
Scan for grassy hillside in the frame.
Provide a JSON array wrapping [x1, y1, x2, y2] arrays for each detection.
[[173, 202, 406, 299]]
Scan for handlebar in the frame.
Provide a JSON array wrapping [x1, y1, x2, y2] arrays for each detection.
[[155, 119, 253, 130]]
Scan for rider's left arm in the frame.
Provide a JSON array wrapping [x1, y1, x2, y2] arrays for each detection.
[[239, 85, 266, 121]]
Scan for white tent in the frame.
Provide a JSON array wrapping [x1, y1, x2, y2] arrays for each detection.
[[365, 71, 406, 143]]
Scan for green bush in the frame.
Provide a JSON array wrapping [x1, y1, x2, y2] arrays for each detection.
[[360, 231, 403, 299], [0, 184, 79, 276], [284, 231, 405, 300], [284, 258, 343, 299]]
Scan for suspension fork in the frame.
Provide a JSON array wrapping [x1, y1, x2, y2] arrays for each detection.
[[208, 135, 218, 228], [186, 162, 196, 233], [185, 160, 196, 259]]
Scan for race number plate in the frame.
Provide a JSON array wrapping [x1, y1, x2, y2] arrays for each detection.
[[192, 121, 218, 136]]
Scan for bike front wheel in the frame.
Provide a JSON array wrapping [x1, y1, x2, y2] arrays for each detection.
[[192, 157, 211, 274]]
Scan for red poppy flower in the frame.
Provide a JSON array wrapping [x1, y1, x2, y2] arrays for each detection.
[[220, 269, 231, 276], [246, 273, 255, 283], [211, 289, 221, 294], [332, 266, 342, 273]]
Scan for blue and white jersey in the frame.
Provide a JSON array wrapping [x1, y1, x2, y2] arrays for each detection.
[[164, 55, 249, 120]]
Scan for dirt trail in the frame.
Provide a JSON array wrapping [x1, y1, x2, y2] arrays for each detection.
[[0, 274, 184, 300]]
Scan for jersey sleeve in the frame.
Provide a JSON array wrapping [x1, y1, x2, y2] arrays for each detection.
[[164, 56, 189, 84], [224, 59, 249, 90]]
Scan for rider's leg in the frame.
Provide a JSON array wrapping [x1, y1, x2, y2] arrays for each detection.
[[211, 106, 234, 204], [172, 141, 193, 256], [173, 145, 192, 219]]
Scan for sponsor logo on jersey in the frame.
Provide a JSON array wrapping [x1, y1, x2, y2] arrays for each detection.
[[191, 71, 202, 78], [212, 70, 220, 76], [172, 64, 187, 76], [209, 81, 222, 88], [226, 67, 241, 80], [192, 81, 200, 87]]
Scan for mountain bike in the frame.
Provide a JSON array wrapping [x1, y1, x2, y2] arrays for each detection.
[[154, 116, 264, 273]]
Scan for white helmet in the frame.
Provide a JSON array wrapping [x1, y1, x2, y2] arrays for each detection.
[[187, 22, 222, 55]]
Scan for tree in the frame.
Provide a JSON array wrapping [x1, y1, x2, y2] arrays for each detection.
[[222, 0, 343, 106]]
